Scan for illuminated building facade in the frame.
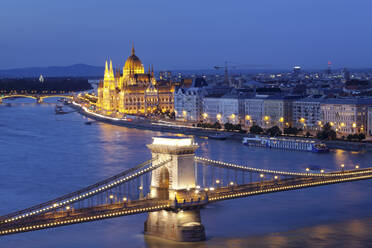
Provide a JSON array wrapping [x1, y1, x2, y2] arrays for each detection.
[[96, 45, 174, 116], [174, 78, 208, 122], [320, 99, 372, 135], [292, 98, 322, 131], [203, 95, 239, 124], [244, 96, 266, 127]]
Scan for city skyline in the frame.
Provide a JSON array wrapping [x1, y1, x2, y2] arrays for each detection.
[[1, 0, 372, 70]]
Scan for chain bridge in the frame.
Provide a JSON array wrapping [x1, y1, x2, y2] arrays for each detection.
[[1, 136, 372, 242]]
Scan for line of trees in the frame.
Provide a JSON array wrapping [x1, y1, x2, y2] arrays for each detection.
[[196, 121, 367, 141], [347, 133, 366, 141], [196, 122, 222, 129]]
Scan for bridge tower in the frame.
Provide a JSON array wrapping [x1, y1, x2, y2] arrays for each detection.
[[145, 136, 206, 242]]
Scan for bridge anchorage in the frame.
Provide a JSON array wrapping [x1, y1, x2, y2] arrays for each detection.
[[1, 136, 372, 242]]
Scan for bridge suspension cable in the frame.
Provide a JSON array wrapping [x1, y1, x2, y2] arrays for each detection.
[[195, 157, 372, 178], [0, 157, 171, 224]]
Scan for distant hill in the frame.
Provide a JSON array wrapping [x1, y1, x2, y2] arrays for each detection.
[[0, 64, 104, 78]]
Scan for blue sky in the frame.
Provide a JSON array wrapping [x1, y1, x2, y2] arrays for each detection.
[[0, 0, 371, 70]]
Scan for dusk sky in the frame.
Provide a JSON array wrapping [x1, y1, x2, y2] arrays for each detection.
[[1, 0, 371, 70]]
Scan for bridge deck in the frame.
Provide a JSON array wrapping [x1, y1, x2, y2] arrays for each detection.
[[1, 168, 372, 236]]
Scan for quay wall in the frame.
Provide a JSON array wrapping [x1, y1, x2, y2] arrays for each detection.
[[70, 104, 372, 152]]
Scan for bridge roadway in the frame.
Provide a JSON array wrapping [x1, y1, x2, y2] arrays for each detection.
[[2, 167, 372, 236], [0, 94, 73, 103]]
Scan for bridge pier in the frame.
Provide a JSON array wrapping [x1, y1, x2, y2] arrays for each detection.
[[36, 97, 43, 104], [145, 209, 205, 242], [145, 136, 206, 242]]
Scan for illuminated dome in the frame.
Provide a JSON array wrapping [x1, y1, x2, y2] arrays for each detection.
[[123, 45, 144, 76]]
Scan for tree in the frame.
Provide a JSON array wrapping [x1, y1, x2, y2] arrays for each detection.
[[250, 125, 263, 134], [224, 123, 242, 131], [266, 126, 282, 136], [358, 133, 366, 141], [224, 123, 233, 131], [212, 122, 221, 129], [316, 122, 336, 140], [284, 126, 300, 135]]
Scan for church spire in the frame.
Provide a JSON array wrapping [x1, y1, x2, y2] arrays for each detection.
[[151, 64, 154, 77], [104, 60, 109, 77], [109, 60, 114, 77], [131, 42, 135, 56]]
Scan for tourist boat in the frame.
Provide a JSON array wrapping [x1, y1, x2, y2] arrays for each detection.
[[208, 133, 228, 140], [55, 105, 68, 115], [85, 121, 95, 125], [242, 136, 329, 153]]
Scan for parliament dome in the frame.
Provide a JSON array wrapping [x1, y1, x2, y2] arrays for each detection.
[[123, 45, 144, 75]]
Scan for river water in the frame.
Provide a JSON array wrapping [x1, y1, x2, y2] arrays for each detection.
[[1, 99, 372, 248]]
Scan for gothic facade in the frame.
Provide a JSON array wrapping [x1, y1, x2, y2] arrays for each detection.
[[97, 46, 174, 116]]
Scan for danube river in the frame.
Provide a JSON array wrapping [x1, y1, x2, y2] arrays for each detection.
[[1, 100, 372, 248]]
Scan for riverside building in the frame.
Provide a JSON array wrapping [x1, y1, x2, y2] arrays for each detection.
[[292, 98, 322, 131], [320, 98, 372, 135], [262, 96, 300, 129], [174, 78, 207, 122], [203, 94, 239, 124], [243, 96, 267, 127], [96, 45, 174, 116]]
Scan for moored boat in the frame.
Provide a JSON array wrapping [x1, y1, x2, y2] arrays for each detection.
[[242, 136, 329, 153], [55, 105, 68, 115], [208, 133, 228, 140]]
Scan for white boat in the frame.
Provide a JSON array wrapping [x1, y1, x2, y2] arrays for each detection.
[[242, 136, 329, 153]]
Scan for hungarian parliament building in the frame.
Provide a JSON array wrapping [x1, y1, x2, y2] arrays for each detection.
[[96, 46, 174, 116]]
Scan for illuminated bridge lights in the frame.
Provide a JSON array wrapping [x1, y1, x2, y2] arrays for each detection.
[[208, 174, 372, 202], [1, 156, 372, 236], [0, 204, 171, 236], [195, 157, 372, 178], [1, 159, 171, 224]]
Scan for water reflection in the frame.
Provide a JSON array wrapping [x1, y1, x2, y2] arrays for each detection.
[[2, 100, 372, 248], [143, 217, 372, 248]]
